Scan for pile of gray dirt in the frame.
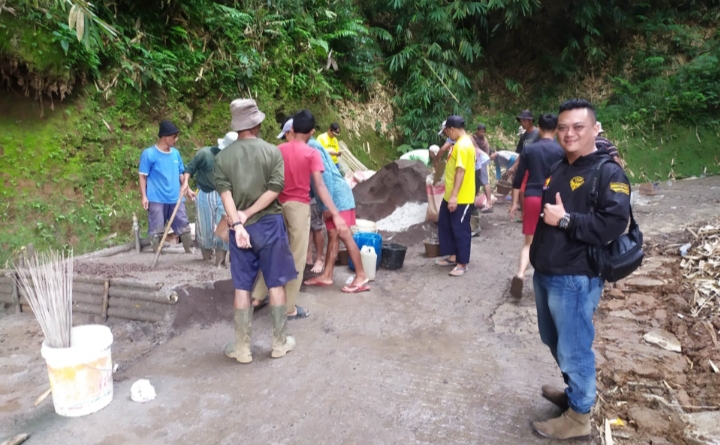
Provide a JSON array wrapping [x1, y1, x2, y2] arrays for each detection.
[[353, 160, 429, 221]]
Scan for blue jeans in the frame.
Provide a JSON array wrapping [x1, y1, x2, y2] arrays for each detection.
[[533, 272, 604, 414], [495, 155, 517, 180]]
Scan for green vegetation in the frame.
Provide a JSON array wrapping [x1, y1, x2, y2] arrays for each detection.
[[1, 0, 719, 262]]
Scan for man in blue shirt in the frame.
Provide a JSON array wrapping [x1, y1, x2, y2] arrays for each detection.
[[139, 120, 193, 253]]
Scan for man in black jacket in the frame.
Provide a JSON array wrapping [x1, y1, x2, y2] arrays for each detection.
[[529, 99, 630, 440]]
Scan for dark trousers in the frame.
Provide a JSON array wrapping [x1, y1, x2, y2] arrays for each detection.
[[437, 199, 472, 264]]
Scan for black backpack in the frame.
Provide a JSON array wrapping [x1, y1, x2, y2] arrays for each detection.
[[585, 159, 644, 282]]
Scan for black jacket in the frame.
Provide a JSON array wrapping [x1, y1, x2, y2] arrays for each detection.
[[530, 150, 631, 277], [512, 138, 565, 197]]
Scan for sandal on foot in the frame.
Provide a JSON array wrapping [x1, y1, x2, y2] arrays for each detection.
[[287, 305, 310, 320], [303, 277, 333, 287], [449, 265, 467, 277], [435, 257, 457, 267], [510, 276, 524, 298], [342, 278, 370, 293], [480, 206, 494, 213]]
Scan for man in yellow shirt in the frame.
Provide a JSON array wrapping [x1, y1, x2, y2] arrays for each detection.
[[317, 123, 342, 170], [435, 115, 476, 277]]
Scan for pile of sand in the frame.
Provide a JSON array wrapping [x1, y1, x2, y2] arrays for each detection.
[[353, 160, 429, 221]]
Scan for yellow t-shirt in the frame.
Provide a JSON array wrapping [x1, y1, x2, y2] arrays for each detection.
[[317, 132, 340, 164], [444, 134, 476, 204]]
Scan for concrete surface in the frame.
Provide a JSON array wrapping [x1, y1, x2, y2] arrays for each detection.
[[1, 175, 718, 445]]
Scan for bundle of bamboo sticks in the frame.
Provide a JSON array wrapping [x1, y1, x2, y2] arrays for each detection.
[[338, 141, 370, 173]]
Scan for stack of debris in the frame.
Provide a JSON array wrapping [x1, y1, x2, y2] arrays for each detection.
[[353, 160, 429, 221], [680, 222, 720, 319], [591, 223, 720, 444]]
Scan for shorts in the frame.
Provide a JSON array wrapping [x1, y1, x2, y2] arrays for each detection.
[[229, 214, 297, 291], [310, 201, 324, 231], [475, 166, 488, 195], [325, 209, 357, 231], [522, 196, 542, 235], [147, 201, 190, 237]]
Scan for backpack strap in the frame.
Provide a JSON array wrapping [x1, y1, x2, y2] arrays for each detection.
[[586, 158, 639, 229], [586, 158, 610, 212]]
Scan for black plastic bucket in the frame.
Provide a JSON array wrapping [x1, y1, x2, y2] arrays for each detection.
[[380, 242, 407, 270]]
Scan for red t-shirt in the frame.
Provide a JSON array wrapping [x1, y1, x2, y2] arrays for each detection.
[[278, 140, 325, 204]]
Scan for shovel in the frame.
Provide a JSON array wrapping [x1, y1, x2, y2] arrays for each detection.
[[151, 193, 184, 268]]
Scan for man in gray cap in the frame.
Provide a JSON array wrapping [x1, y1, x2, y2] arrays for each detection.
[[214, 98, 297, 363]]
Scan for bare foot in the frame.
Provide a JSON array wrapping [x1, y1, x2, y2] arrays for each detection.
[[310, 259, 325, 274], [304, 276, 333, 286]]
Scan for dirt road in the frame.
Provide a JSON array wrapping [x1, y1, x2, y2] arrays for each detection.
[[1, 176, 718, 444]]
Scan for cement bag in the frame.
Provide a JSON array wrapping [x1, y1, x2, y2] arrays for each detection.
[[426, 174, 445, 222]]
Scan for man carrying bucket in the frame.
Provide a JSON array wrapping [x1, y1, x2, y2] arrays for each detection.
[[213, 98, 297, 363]]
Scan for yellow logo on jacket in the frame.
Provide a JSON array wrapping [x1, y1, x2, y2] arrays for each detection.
[[543, 176, 551, 190], [610, 182, 630, 195], [570, 176, 585, 191]]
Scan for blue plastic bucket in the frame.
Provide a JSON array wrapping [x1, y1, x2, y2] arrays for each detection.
[[348, 232, 382, 271]]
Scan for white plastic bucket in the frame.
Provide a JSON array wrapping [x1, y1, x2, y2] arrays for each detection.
[[353, 219, 378, 234], [40, 325, 114, 417]]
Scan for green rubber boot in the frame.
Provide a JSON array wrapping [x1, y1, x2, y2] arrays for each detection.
[[150, 235, 161, 253], [270, 305, 296, 358], [201, 248, 213, 261], [179, 232, 193, 254], [224, 307, 253, 364]]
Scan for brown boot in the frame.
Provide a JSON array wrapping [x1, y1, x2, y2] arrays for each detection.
[[532, 408, 591, 440], [224, 308, 253, 364], [270, 305, 296, 358], [201, 248, 213, 261], [541, 385, 569, 411]]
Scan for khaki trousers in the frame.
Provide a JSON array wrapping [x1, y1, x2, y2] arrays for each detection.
[[252, 201, 310, 312]]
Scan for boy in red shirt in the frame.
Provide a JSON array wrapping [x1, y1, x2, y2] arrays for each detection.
[[252, 111, 350, 319]]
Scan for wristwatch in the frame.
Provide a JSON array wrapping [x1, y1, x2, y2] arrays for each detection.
[[558, 213, 571, 230]]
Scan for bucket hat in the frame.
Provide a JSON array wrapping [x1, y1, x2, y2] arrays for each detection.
[[230, 99, 266, 132], [516, 110, 534, 122]]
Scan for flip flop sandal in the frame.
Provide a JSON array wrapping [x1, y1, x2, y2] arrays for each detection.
[[287, 305, 310, 320], [481, 207, 494, 213], [435, 258, 457, 267], [252, 295, 269, 310], [303, 277, 333, 287], [510, 276, 524, 298], [342, 284, 371, 293], [449, 266, 467, 277]]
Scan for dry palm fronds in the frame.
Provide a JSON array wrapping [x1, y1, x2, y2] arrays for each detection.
[[14, 250, 73, 348], [680, 221, 720, 317]]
